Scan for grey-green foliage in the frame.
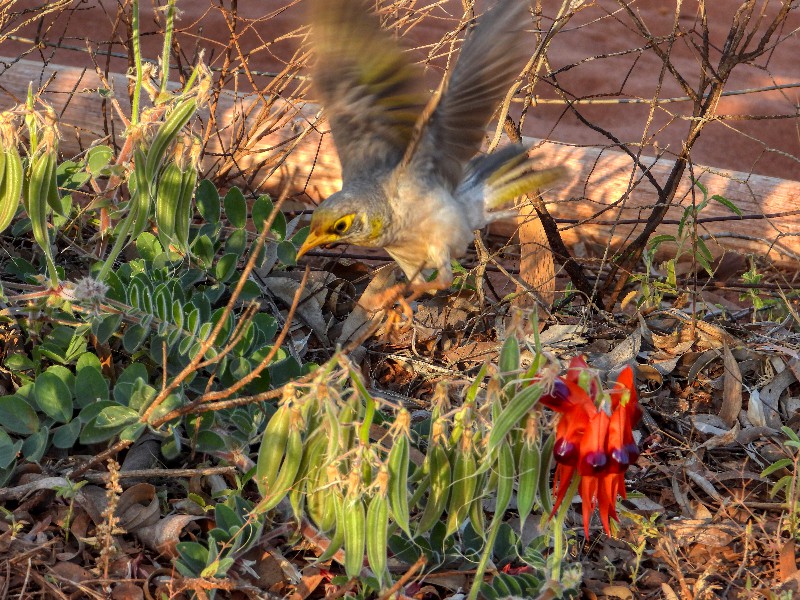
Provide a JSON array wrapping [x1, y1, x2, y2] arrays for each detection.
[[174, 495, 264, 593], [0, 170, 310, 485]]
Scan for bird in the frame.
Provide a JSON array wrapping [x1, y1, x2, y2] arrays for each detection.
[[297, 0, 565, 300]]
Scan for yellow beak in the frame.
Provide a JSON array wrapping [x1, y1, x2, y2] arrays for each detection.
[[296, 230, 338, 260]]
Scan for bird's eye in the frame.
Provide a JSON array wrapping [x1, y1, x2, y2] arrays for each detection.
[[334, 220, 348, 234]]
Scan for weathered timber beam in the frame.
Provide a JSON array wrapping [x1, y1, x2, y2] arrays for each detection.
[[2, 57, 798, 263]]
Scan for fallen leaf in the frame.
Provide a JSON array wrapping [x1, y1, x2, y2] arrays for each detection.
[[112, 582, 144, 600], [719, 342, 742, 427], [135, 514, 204, 557], [600, 584, 634, 600], [781, 539, 798, 582]]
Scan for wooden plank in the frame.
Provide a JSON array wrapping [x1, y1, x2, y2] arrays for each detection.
[[2, 57, 798, 263]]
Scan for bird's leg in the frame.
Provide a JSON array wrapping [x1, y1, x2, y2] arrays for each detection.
[[367, 278, 449, 334]]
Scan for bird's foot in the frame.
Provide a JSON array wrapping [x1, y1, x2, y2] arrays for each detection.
[[364, 280, 447, 336]]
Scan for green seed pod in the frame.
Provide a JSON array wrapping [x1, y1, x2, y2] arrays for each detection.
[[0, 146, 23, 233], [415, 442, 451, 535], [366, 470, 390, 588], [387, 426, 411, 537], [145, 98, 197, 185], [24, 147, 57, 274], [261, 410, 305, 511], [289, 427, 328, 522], [495, 440, 515, 517], [487, 383, 543, 455], [343, 495, 366, 579], [155, 160, 183, 250], [255, 403, 291, 498], [446, 431, 478, 537], [315, 490, 345, 562]]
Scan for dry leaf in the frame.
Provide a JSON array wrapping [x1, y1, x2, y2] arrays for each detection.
[[288, 567, 327, 600], [111, 582, 144, 600], [719, 342, 742, 427], [746, 388, 767, 427], [116, 483, 160, 531], [135, 514, 204, 557], [761, 367, 796, 428], [268, 276, 330, 344], [600, 584, 634, 600], [781, 540, 798, 582]]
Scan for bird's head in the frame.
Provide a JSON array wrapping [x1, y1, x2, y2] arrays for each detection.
[[296, 191, 385, 258]]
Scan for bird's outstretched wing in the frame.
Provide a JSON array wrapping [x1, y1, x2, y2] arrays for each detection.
[[417, 0, 531, 189], [309, 0, 430, 183]]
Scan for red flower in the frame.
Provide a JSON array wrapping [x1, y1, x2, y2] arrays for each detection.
[[546, 360, 641, 537]]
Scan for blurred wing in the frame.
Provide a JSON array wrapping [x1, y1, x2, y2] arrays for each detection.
[[418, 0, 531, 189], [310, 0, 429, 183]]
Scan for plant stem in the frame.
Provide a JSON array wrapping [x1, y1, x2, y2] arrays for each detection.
[[467, 512, 504, 600], [159, 0, 176, 96], [131, 0, 143, 125], [97, 201, 137, 281], [550, 475, 580, 583]]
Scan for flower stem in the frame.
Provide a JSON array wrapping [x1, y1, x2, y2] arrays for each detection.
[[550, 475, 580, 582], [467, 513, 504, 600], [130, 0, 142, 125]]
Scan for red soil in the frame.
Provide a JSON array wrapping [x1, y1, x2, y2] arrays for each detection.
[[3, 0, 798, 181]]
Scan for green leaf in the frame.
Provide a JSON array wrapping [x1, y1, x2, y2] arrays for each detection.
[[252, 313, 277, 341], [86, 145, 114, 176], [76, 352, 102, 371], [291, 226, 309, 247], [4, 353, 34, 372], [120, 422, 146, 442], [692, 179, 708, 196], [271, 210, 287, 241], [53, 419, 82, 449], [136, 232, 163, 262], [251, 195, 273, 233], [92, 313, 123, 345], [34, 371, 74, 423], [192, 234, 214, 268], [129, 380, 157, 413], [118, 362, 149, 387], [147, 393, 182, 423], [214, 253, 238, 282], [39, 326, 88, 364], [648, 234, 676, 250], [224, 187, 247, 229], [75, 367, 109, 408], [0, 430, 21, 469], [104, 270, 126, 303], [195, 431, 225, 453], [276, 240, 296, 266], [78, 400, 118, 424], [0, 395, 40, 435], [711, 194, 743, 216], [161, 435, 182, 460], [176, 542, 209, 575], [47, 365, 76, 397], [761, 458, 793, 477], [95, 405, 139, 430], [240, 279, 261, 302], [123, 323, 150, 353], [195, 179, 220, 224], [225, 228, 247, 257], [21, 425, 49, 462], [499, 336, 520, 375]]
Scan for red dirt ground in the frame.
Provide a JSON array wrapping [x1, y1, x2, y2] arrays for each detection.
[[4, 1, 799, 181]]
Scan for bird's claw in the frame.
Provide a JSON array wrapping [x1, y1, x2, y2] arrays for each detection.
[[365, 280, 447, 337]]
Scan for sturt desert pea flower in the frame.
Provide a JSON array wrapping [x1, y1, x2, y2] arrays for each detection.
[[540, 357, 641, 537]]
